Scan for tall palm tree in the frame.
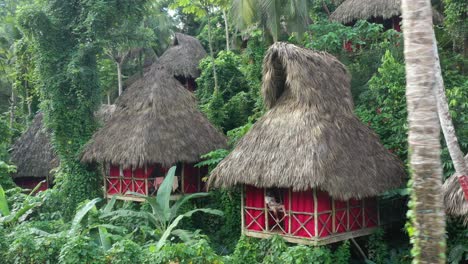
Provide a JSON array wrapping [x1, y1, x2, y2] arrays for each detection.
[[231, 0, 309, 42], [401, 0, 446, 263]]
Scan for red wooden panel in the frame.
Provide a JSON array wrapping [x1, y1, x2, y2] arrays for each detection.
[[121, 168, 132, 194], [334, 199, 348, 234], [349, 199, 363, 231], [285, 190, 314, 238], [458, 175, 468, 201], [109, 166, 120, 176], [364, 197, 378, 228], [14, 177, 48, 193], [316, 191, 332, 237], [245, 186, 266, 232], [183, 164, 198, 193], [108, 165, 121, 195], [132, 167, 147, 195]]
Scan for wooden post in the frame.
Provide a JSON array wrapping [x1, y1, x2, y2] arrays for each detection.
[[288, 188, 292, 235], [346, 200, 350, 231], [332, 198, 336, 233], [264, 188, 269, 231], [119, 165, 123, 195], [181, 163, 185, 194], [241, 186, 245, 235], [377, 198, 381, 226], [313, 189, 318, 238], [362, 199, 366, 228]]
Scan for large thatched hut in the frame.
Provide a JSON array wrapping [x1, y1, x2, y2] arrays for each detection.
[[209, 43, 405, 245], [443, 155, 468, 225], [330, 0, 442, 30], [10, 113, 58, 191], [81, 34, 226, 201]]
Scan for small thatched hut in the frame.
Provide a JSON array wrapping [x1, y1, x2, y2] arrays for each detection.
[[443, 155, 468, 225], [9, 105, 116, 191], [10, 113, 58, 191], [81, 34, 226, 201], [209, 42, 405, 245], [156, 33, 207, 91], [330, 0, 442, 30]]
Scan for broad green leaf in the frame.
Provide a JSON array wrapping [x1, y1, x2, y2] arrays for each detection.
[[69, 198, 101, 236], [156, 166, 176, 221], [0, 185, 10, 216]]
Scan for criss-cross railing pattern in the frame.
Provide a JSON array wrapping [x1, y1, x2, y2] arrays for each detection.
[[105, 176, 184, 196], [244, 206, 266, 231], [243, 188, 379, 242]]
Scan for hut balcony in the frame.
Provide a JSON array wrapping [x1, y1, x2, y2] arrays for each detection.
[[105, 163, 208, 201], [242, 186, 379, 245]]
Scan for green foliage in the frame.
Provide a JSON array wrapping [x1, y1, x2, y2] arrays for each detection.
[[332, 241, 351, 263], [443, 0, 468, 54], [447, 220, 468, 264], [366, 229, 390, 263], [0, 182, 44, 227], [59, 235, 105, 264], [279, 245, 333, 264], [196, 149, 230, 171], [145, 238, 223, 264], [197, 51, 253, 131], [106, 239, 143, 264], [103, 166, 223, 250], [355, 50, 407, 162]]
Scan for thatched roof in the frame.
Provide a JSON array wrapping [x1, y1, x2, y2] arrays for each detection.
[[209, 42, 405, 200], [10, 113, 58, 179], [96, 104, 116, 124], [443, 155, 468, 225], [330, 0, 443, 25], [156, 33, 207, 79], [81, 64, 227, 168]]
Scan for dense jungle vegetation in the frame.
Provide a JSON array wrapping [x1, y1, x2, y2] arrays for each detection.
[[0, 0, 467, 263]]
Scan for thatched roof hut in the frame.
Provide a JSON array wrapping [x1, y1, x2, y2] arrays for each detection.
[[81, 63, 227, 168], [156, 33, 207, 79], [10, 113, 58, 180], [443, 155, 468, 225], [330, 0, 443, 25], [209, 42, 405, 200]]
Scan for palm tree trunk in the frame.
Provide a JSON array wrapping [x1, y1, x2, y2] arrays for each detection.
[[401, 0, 446, 263], [9, 88, 15, 129], [432, 34, 468, 177], [117, 62, 123, 96], [107, 92, 111, 105], [206, 10, 219, 92], [223, 9, 230, 51]]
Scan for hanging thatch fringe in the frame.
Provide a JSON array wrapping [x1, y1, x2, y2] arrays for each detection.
[[443, 155, 468, 225], [209, 42, 405, 200], [330, 0, 443, 25]]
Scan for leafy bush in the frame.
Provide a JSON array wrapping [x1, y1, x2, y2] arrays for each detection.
[[144, 239, 222, 264], [106, 239, 143, 264], [59, 235, 105, 264]]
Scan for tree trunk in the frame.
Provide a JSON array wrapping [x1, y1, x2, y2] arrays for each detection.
[[117, 61, 123, 96], [9, 88, 15, 129], [401, 0, 446, 263], [432, 34, 468, 177], [223, 9, 230, 51], [25, 84, 32, 119], [107, 92, 111, 105], [206, 10, 219, 92]]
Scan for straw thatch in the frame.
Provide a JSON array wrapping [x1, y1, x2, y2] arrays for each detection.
[[156, 33, 207, 79], [209, 42, 405, 200], [10, 113, 58, 179], [95, 104, 116, 124], [330, 0, 443, 25], [443, 155, 468, 225], [81, 64, 227, 168]]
